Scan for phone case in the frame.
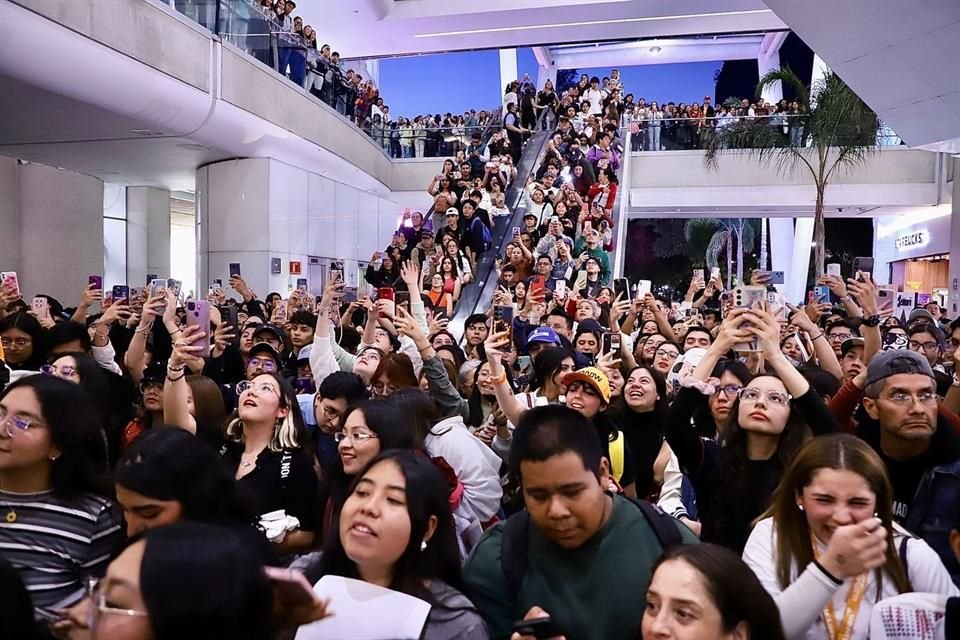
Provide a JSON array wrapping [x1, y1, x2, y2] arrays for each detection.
[[1, 272, 20, 297], [228, 263, 241, 277], [185, 300, 211, 357], [88, 275, 103, 290], [636, 280, 652, 299]]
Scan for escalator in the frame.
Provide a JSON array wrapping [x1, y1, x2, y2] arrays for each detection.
[[448, 130, 553, 338]]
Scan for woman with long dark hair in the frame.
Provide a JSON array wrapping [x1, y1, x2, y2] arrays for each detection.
[[0, 376, 123, 615], [0, 311, 47, 371], [643, 543, 786, 640], [665, 306, 840, 552], [299, 451, 487, 639], [743, 434, 958, 639]]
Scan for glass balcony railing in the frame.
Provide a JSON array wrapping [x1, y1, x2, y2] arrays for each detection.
[[622, 113, 902, 152]]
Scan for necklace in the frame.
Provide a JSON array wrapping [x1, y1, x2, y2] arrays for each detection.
[[0, 485, 53, 524]]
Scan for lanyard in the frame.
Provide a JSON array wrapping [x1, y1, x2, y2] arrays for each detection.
[[812, 541, 869, 640]]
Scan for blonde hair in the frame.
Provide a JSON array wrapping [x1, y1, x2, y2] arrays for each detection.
[[226, 413, 300, 452]]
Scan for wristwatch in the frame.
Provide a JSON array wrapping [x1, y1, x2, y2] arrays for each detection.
[[861, 314, 881, 327]]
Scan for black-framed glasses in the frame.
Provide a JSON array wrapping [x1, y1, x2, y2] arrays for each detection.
[[715, 384, 742, 397], [908, 340, 940, 354]]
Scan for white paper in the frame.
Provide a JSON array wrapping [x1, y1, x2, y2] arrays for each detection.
[[295, 575, 431, 640]]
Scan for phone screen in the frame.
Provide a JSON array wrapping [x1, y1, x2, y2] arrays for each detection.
[[613, 278, 630, 301], [229, 263, 241, 277], [493, 305, 514, 350]]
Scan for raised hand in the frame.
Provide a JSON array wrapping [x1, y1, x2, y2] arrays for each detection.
[[170, 324, 207, 371], [846, 274, 879, 317], [211, 322, 236, 359]]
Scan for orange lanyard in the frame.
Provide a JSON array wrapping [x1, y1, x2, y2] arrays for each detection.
[[812, 541, 869, 640]]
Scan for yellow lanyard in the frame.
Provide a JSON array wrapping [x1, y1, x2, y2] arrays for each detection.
[[813, 541, 869, 640]]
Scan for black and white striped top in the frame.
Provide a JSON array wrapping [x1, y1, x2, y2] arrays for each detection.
[[0, 489, 123, 611]]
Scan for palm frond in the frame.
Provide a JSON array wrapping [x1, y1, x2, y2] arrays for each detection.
[[705, 230, 728, 271], [683, 218, 719, 243], [757, 67, 809, 105], [703, 120, 815, 180]]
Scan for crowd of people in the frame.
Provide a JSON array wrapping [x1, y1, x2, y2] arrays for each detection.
[[5, 68, 960, 640]]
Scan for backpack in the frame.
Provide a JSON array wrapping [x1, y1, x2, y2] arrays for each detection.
[[499, 497, 686, 599], [471, 216, 493, 252], [904, 459, 960, 586]]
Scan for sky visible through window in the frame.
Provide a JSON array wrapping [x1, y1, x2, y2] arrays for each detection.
[[378, 47, 722, 120]]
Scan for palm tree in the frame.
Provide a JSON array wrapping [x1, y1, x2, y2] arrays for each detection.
[[704, 68, 879, 277], [684, 218, 757, 288]]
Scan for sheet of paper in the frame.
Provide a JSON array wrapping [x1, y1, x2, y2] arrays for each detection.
[[295, 575, 431, 640]]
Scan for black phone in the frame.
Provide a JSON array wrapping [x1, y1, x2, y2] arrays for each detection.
[[512, 617, 566, 639], [852, 256, 874, 281], [613, 277, 630, 301], [493, 305, 514, 351], [112, 285, 129, 301], [145, 273, 157, 286], [603, 332, 622, 354]]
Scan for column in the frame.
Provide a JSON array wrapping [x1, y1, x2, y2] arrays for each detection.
[[948, 158, 960, 316], [1, 161, 104, 304], [126, 186, 171, 287], [197, 158, 398, 302], [788, 217, 815, 305], [758, 51, 782, 103], [811, 54, 830, 89], [769, 217, 794, 294], [499, 48, 518, 95]]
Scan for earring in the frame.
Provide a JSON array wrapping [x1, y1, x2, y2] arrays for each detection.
[[420, 540, 427, 552], [797, 503, 804, 512]]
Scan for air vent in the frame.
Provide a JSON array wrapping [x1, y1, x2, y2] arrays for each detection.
[[129, 129, 166, 137]]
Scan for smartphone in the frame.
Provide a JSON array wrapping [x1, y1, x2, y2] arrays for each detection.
[[613, 277, 630, 301], [710, 267, 721, 280], [636, 280, 652, 299], [228, 263, 241, 278], [493, 305, 514, 351], [693, 268, 704, 282], [185, 300, 212, 357], [1, 272, 21, 297], [378, 287, 394, 319], [220, 304, 239, 339], [733, 285, 767, 352], [574, 269, 588, 292], [296, 278, 308, 292], [512, 617, 566, 639], [295, 377, 316, 395], [603, 332, 622, 354], [877, 288, 896, 315], [530, 275, 546, 298], [517, 355, 532, 375], [852, 256, 874, 279], [88, 275, 103, 290], [31, 296, 50, 320], [112, 285, 129, 301], [763, 271, 785, 285], [275, 299, 288, 323], [166, 278, 183, 299], [826, 263, 842, 278], [813, 285, 831, 302], [149, 278, 167, 300], [767, 291, 786, 320], [554, 280, 567, 298], [512, 226, 521, 239], [212, 279, 223, 293], [392, 290, 409, 312], [145, 273, 157, 286]]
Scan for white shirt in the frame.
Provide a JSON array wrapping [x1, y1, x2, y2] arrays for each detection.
[[743, 517, 958, 640], [584, 88, 604, 115], [425, 417, 503, 523]]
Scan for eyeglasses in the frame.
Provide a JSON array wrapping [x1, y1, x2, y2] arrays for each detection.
[[0, 407, 45, 438], [139, 381, 163, 394], [371, 382, 398, 397], [41, 364, 78, 378], [884, 391, 938, 406], [236, 380, 281, 397], [334, 431, 379, 444], [828, 333, 853, 342], [908, 340, 940, 353], [247, 357, 277, 372], [84, 577, 149, 632], [0, 337, 31, 348], [715, 384, 742, 397], [738, 388, 791, 406]]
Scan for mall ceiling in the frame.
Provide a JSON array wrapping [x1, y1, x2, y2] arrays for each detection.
[[300, 0, 786, 59]]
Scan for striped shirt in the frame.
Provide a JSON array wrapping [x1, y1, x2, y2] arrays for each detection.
[[0, 489, 123, 611]]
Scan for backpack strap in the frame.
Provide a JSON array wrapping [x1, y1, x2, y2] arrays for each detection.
[[898, 535, 910, 578], [628, 497, 684, 550], [500, 511, 531, 601]]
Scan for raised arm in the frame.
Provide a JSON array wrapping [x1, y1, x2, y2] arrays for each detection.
[[789, 307, 842, 379], [162, 325, 208, 435], [484, 331, 527, 427]]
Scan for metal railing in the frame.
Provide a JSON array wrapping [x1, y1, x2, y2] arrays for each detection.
[[364, 124, 504, 159]]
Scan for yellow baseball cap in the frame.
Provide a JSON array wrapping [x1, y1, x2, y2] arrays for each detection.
[[561, 367, 611, 403]]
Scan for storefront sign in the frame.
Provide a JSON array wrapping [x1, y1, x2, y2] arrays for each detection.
[[895, 230, 929, 251]]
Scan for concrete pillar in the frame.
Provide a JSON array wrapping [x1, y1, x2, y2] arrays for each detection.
[[788, 217, 815, 305], [126, 186, 171, 287], [364, 59, 380, 90], [758, 51, 782, 103], [197, 158, 399, 302], [948, 158, 960, 316], [811, 54, 830, 89], [499, 48, 518, 96], [0, 161, 104, 304], [769, 217, 795, 296]]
